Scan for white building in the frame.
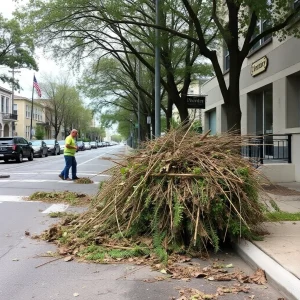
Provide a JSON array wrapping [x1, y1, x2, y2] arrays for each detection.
[[202, 32, 300, 182], [0, 86, 17, 137]]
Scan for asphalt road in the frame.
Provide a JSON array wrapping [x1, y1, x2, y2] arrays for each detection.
[[0, 145, 284, 300], [0, 145, 121, 196]]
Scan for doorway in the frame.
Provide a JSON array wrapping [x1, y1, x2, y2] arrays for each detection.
[[255, 88, 273, 157], [208, 108, 217, 135]]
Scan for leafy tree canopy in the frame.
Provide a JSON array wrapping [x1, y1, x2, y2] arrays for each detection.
[[0, 14, 38, 89]]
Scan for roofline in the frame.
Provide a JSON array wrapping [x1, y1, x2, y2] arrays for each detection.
[[0, 86, 12, 95], [14, 96, 46, 107]]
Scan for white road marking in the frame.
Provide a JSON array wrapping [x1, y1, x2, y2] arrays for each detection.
[[0, 195, 26, 202], [0, 179, 103, 184], [0, 179, 71, 183], [2, 170, 105, 176], [42, 204, 69, 214], [77, 149, 116, 166], [2, 172, 110, 176]]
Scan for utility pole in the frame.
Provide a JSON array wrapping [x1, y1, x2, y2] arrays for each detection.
[[8, 68, 21, 136]]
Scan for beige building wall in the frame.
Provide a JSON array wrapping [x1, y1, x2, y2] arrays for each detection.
[[202, 34, 300, 182], [14, 96, 64, 140]]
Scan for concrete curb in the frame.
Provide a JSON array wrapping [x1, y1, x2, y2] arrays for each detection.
[[234, 239, 300, 300]]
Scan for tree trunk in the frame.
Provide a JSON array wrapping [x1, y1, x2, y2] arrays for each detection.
[[172, 93, 190, 125], [225, 52, 242, 133], [166, 95, 173, 131]]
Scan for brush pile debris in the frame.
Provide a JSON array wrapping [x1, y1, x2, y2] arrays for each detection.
[[42, 128, 267, 261]]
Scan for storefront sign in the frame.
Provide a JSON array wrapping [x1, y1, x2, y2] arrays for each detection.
[[251, 56, 268, 77], [186, 95, 206, 109]]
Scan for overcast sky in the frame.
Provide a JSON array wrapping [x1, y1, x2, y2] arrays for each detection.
[[1, 0, 68, 98]]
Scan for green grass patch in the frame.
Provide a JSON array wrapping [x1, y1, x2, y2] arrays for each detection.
[[266, 211, 300, 221]]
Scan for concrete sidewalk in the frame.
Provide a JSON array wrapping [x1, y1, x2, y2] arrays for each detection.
[[235, 182, 300, 300]]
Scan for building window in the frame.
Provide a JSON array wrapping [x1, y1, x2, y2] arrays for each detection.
[[295, 0, 300, 9], [287, 74, 300, 128], [13, 104, 17, 115], [224, 48, 230, 72], [26, 105, 31, 118], [253, 88, 273, 135], [26, 126, 30, 139], [1, 96, 4, 112], [251, 19, 272, 52], [39, 109, 43, 122], [6, 97, 9, 113]]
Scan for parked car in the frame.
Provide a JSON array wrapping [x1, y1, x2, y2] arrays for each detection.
[[44, 139, 60, 155], [0, 137, 34, 163], [90, 141, 97, 149], [77, 140, 85, 151], [84, 141, 92, 150], [98, 142, 104, 148], [58, 140, 66, 154], [30, 140, 48, 158]]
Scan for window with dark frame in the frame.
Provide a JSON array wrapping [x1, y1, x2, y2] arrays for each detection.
[[1, 96, 4, 112], [6, 97, 9, 113], [251, 19, 272, 52], [295, 0, 300, 9]]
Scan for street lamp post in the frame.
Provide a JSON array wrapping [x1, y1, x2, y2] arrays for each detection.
[[155, 0, 161, 137], [137, 54, 141, 147]]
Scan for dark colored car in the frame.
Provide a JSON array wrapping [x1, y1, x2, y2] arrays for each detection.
[[0, 137, 34, 163], [30, 140, 48, 158], [77, 141, 85, 151], [44, 139, 60, 155]]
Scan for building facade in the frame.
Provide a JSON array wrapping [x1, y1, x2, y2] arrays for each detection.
[[202, 33, 300, 182], [0, 86, 17, 137], [14, 95, 64, 140]]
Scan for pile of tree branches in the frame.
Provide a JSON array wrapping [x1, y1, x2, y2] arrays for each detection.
[[43, 127, 267, 262]]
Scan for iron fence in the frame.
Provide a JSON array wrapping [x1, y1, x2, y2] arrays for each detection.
[[241, 134, 292, 165]]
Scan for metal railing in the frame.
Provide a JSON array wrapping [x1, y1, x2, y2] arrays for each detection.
[[2, 113, 18, 121], [242, 134, 292, 165]]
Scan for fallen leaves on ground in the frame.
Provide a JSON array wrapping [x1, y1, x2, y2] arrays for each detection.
[[175, 288, 216, 300], [64, 256, 74, 262], [216, 284, 250, 295], [74, 177, 94, 184], [249, 268, 267, 285]]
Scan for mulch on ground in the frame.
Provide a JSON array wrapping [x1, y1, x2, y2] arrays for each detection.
[[26, 191, 92, 206]]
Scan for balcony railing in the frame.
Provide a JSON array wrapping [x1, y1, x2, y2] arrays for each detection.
[[242, 134, 292, 166], [2, 113, 18, 121]]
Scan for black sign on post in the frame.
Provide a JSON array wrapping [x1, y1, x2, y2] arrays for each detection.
[[186, 95, 206, 109]]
